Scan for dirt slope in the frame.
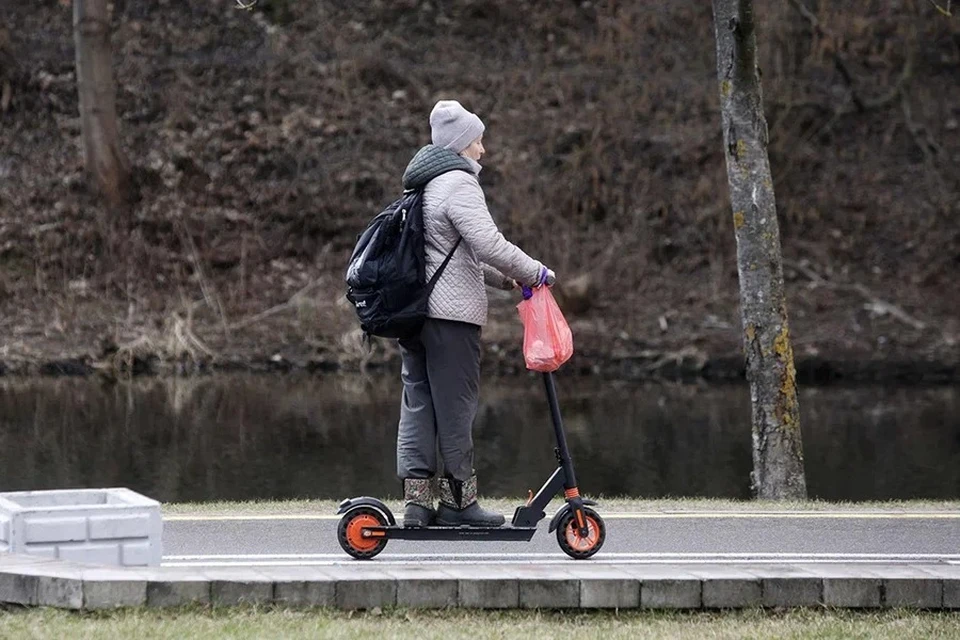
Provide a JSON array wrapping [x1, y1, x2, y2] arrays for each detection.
[[1, 1, 958, 380]]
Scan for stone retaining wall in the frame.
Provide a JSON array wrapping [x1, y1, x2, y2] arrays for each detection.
[[1, 553, 958, 610]]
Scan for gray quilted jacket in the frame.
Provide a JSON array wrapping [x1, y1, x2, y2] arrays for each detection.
[[402, 145, 543, 327]]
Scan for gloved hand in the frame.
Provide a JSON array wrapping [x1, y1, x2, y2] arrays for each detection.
[[537, 266, 556, 287]]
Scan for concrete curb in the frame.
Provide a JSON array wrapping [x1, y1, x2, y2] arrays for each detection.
[[2, 553, 959, 610]]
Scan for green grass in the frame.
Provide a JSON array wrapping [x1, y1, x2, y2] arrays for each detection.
[[161, 497, 960, 517], [1, 607, 958, 639]]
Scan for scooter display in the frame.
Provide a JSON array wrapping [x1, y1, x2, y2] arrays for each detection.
[[336, 371, 605, 560]]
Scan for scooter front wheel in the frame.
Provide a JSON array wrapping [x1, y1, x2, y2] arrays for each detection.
[[556, 506, 605, 559], [338, 507, 388, 559]]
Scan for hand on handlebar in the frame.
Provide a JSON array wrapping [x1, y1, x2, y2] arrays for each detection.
[[520, 267, 556, 300], [538, 266, 556, 287]]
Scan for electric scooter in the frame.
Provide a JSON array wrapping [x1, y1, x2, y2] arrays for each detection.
[[336, 370, 605, 560]]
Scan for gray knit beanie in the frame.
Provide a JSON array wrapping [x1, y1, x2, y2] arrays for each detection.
[[429, 100, 485, 153]]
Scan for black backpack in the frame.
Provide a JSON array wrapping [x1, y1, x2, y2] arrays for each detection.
[[345, 187, 461, 339]]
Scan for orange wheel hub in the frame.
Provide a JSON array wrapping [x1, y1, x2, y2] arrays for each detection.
[[564, 514, 601, 552], [345, 514, 381, 552]]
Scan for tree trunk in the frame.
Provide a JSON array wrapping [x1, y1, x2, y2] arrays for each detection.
[[74, 0, 131, 209], [711, 0, 807, 499]]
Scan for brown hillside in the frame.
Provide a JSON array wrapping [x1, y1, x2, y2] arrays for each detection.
[[1, 0, 958, 379]]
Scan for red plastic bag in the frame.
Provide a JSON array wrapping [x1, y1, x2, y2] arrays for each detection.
[[517, 286, 574, 372]]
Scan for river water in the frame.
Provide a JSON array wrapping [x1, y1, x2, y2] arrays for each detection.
[[0, 374, 957, 503]]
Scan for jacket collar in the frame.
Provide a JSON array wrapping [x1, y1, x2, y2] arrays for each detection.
[[462, 156, 482, 175]]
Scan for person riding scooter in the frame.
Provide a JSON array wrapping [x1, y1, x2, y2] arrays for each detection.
[[396, 100, 556, 528]]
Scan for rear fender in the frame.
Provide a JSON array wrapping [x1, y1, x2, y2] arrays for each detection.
[[548, 499, 598, 533]]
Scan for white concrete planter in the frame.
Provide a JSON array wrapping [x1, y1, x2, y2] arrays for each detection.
[[0, 488, 162, 566]]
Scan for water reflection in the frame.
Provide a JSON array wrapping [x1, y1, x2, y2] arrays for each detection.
[[0, 374, 957, 502]]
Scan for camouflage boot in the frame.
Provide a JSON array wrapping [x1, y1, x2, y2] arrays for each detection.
[[436, 475, 505, 527], [402, 478, 436, 528]]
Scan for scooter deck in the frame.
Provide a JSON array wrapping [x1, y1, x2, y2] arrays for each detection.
[[371, 525, 538, 542]]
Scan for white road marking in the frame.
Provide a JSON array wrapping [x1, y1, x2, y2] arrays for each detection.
[[165, 552, 960, 560], [162, 559, 959, 568], [163, 512, 960, 522], [162, 551, 960, 568], [165, 515, 338, 521]]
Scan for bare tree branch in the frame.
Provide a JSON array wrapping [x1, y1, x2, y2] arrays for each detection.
[[925, 0, 953, 17], [176, 220, 230, 340], [227, 279, 324, 331], [900, 91, 942, 164], [787, 0, 915, 115], [784, 260, 928, 331], [787, 0, 867, 111], [861, 51, 913, 110]]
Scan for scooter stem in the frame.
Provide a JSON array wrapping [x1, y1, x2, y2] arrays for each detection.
[[543, 372, 577, 491], [543, 372, 591, 538]]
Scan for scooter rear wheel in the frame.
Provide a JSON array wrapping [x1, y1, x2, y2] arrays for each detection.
[[338, 507, 388, 559], [556, 506, 605, 559]]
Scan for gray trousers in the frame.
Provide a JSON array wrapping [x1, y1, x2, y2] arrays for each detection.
[[397, 318, 481, 482]]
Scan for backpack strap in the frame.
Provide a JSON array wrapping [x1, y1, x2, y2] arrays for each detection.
[[426, 237, 462, 291]]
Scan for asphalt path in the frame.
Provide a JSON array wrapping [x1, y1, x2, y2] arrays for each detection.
[[162, 512, 960, 567]]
